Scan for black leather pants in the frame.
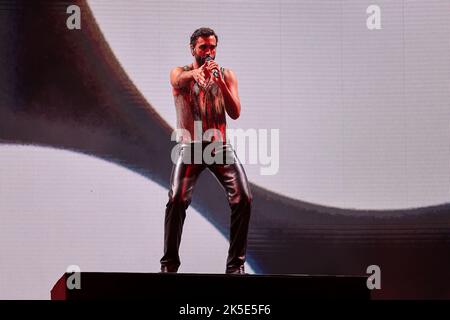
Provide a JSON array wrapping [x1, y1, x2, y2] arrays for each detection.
[[160, 142, 252, 272]]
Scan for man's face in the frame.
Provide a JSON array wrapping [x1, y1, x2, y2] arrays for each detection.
[[191, 35, 217, 66]]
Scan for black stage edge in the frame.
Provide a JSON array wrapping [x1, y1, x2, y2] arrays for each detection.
[[51, 272, 370, 301]]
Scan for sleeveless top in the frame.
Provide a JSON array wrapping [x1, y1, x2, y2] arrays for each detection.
[[174, 64, 228, 143]]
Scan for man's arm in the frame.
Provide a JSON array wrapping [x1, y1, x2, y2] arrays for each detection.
[[219, 69, 241, 120], [170, 67, 191, 90], [170, 66, 207, 92], [204, 60, 241, 119]]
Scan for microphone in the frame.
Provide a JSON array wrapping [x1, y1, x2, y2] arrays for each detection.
[[205, 56, 219, 78]]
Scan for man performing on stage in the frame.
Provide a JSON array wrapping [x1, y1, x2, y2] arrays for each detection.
[[160, 27, 253, 274]]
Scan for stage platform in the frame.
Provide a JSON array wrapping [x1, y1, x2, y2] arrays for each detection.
[[51, 272, 370, 300]]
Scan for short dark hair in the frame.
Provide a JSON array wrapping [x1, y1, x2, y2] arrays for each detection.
[[190, 27, 218, 48]]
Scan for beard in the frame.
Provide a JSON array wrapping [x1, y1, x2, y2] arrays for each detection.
[[195, 54, 215, 66]]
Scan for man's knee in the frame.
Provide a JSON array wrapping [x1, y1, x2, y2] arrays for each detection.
[[230, 190, 252, 210], [167, 191, 192, 210], [243, 192, 252, 207]]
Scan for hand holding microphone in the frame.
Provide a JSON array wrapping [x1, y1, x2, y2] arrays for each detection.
[[205, 56, 220, 78]]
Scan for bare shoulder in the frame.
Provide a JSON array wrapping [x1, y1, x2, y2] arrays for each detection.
[[223, 68, 237, 78], [223, 68, 238, 86], [170, 66, 189, 93], [170, 66, 184, 77]]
